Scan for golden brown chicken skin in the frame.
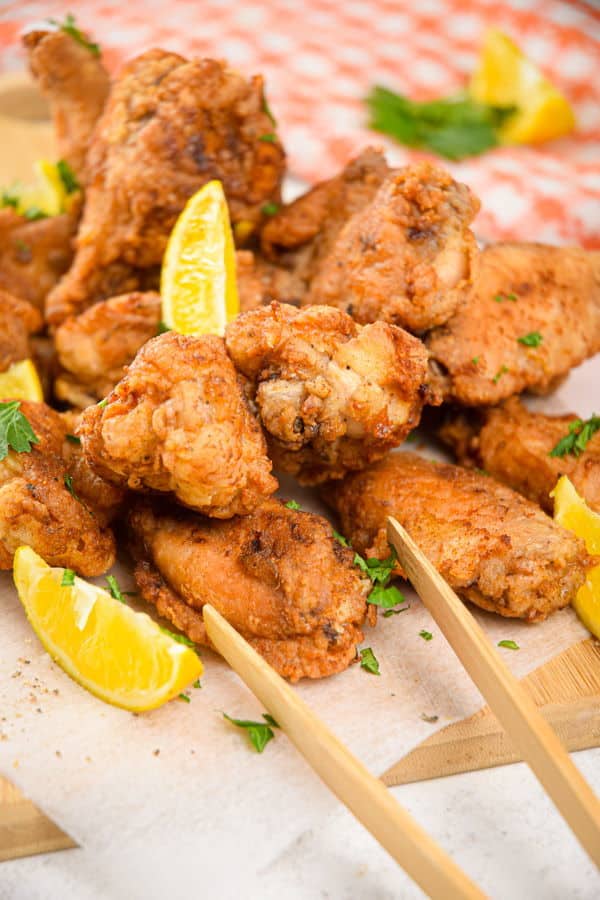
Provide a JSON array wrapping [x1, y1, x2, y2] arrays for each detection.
[[79, 331, 277, 517], [0, 208, 77, 312], [304, 163, 479, 333], [439, 398, 600, 515], [0, 290, 43, 372], [236, 250, 307, 312], [427, 243, 600, 405], [322, 452, 591, 622], [0, 401, 115, 573], [54, 291, 161, 407], [128, 498, 372, 681], [226, 302, 432, 484], [22, 26, 110, 183], [46, 50, 285, 325]]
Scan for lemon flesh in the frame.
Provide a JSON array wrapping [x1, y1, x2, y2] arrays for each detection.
[[3, 159, 72, 218], [551, 476, 600, 639], [13, 546, 203, 712], [0, 359, 44, 402], [469, 29, 575, 144], [160, 180, 239, 336]]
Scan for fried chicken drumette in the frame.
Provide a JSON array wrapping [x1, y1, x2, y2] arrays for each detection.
[[46, 50, 285, 325], [225, 302, 432, 484], [427, 243, 600, 405], [0, 291, 43, 373], [54, 291, 161, 407], [439, 398, 600, 514], [22, 25, 110, 183], [0, 401, 115, 574], [129, 499, 372, 681], [322, 453, 592, 622], [79, 331, 277, 517]]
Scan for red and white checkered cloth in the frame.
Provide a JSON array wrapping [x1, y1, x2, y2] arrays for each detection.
[[1, 0, 598, 246]]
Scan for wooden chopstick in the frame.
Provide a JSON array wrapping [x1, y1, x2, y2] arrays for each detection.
[[387, 516, 600, 868], [203, 604, 486, 900]]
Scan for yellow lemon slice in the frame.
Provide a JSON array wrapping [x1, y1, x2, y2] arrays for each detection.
[[0, 359, 44, 402], [160, 180, 239, 336], [13, 546, 203, 712], [469, 29, 575, 144], [551, 476, 600, 638]]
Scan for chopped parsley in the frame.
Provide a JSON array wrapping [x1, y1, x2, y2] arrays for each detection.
[[258, 133, 277, 142], [0, 401, 39, 461], [549, 414, 600, 459], [23, 206, 47, 221], [56, 160, 80, 194], [367, 583, 406, 609], [382, 605, 410, 618], [97, 398, 108, 408], [262, 97, 277, 126], [63, 473, 79, 499], [106, 574, 126, 603], [493, 292, 517, 303], [333, 529, 349, 547], [517, 331, 543, 347], [178, 693, 191, 703], [285, 499, 301, 510], [492, 364, 509, 385], [223, 712, 279, 753], [354, 546, 407, 611], [48, 13, 101, 56], [471, 356, 480, 365], [160, 627, 196, 649], [65, 433, 81, 445], [261, 202, 280, 216], [61, 568, 75, 587], [1, 190, 18, 209], [419, 629, 433, 641], [192, 679, 202, 689], [497, 639, 519, 650], [157, 321, 171, 335], [359, 647, 380, 675]]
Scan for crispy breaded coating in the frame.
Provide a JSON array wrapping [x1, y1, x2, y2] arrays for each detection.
[[226, 302, 431, 484], [439, 398, 600, 515], [304, 163, 479, 332], [0, 290, 43, 372], [236, 250, 306, 312], [427, 243, 600, 405], [23, 27, 110, 182], [54, 291, 161, 407], [0, 402, 115, 574], [46, 50, 285, 325], [79, 332, 277, 517], [129, 498, 371, 681], [0, 208, 77, 312], [322, 453, 591, 622]]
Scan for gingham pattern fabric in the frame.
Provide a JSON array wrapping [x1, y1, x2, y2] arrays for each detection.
[[1, 0, 598, 246]]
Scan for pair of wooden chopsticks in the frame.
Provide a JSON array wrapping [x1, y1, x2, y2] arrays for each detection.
[[204, 517, 600, 898]]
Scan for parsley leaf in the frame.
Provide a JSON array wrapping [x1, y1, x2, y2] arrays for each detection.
[[332, 529, 349, 547], [517, 331, 543, 347], [549, 414, 600, 459], [63, 473, 79, 500], [0, 401, 39, 461], [23, 206, 47, 221], [160, 627, 196, 649], [48, 13, 101, 56], [471, 356, 480, 365], [97, 398, 108, 408], [367, 584, 406, 608], [223, 712, 279, 753], [284, 499, 301, 510], [419, 629, 433, 641], [261, 202, 279, 216], [492, 364, 509, 385], [192, 679, 202, 689], [262, 96, 277, 126], [157, 321, 171, 335], [382, 604, 410, 618], [65, 433, 81, 445], [61, 568, 75, 587], [359, 647, 380, 675], [56, 160, 80, 194], [498, 639, 519, 650], [178, 693, 191, 703], [354, 548, 397, 584], [2, 190, 18, 209], [258, 133, 277, 142], [106, 574, 126, 603], [493, 292, 518, 303]]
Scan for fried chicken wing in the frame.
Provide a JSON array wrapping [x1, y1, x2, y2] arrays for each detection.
[[322, 453, 591, 622], [46, 50, 285, 325], [0, 291, 43, 372], [236, 250, 306, 312], [79, 331, 277, 517], [427, 243, 600, 405], [128, 498, 371, 681], [54, 291, 161, 407], [22, 26, 110, 182], [0, 208, 77, 312], [439, 398, 600, 514], [225, 302, 432, 484], [0, 401, 115, 574], [304, 163, 479, 332]]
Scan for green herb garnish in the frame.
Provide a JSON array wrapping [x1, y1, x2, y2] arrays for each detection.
[[65, 433, 81, 445], [63, 473, 79, 500], [419, 629, 433, 641], [223, 712, 279, 753], [97, 398, 108, 408], [61, 569, 75, 587], [261, 202, 279, 216], [333, 529, 349, 547], [472, 356, 480, 365], [192, 679, 202, 689], [493, 292, 518, 303], [14, 239, 31, 259], [0, 401, 39, 461], [365, 86, 515, 161], [492, 365, 509, 385], [262, 96, 277, 126], [23, 206, 47, 221], [1, 190, 18, 209], [549, 414, 600, 459], [157, 321, 171, 335], [359, 647, 380, 675], [517, 331, 543, 347], [354, 546, 406, 610], [497, 639, 519, 650], [56, 160, 80, 194], [48, 13, 101, 56], [160, 627, 196, 649], [178, 693, 191, 703], [367, 584, 406, 609], [106, 574, 126, 603], [382, 605, 410, 618], [285, 499, 301, 510], [258, 133, 277, 142]]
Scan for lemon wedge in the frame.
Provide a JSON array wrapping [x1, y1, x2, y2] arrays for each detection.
[[551, 476, 600, 638], [160, 180, 239, 336], [2, 159, 74, 219], [0, 359, 44, 402], [469, 28, 575, 144], [13, 546, 203, 711]]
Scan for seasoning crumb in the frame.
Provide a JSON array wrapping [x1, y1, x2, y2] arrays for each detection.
[[420, 713, 439, 723], [11, 671, 22, 678], [153, 749, 160, 757], [55, 750, 62, 758], [85, 756, 92, 763]]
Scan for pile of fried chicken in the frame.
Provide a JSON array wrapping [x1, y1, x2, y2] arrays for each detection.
[[2, 21, 599, 681]]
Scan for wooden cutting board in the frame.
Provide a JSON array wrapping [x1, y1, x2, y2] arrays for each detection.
[[383, 638, 600, 786]]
